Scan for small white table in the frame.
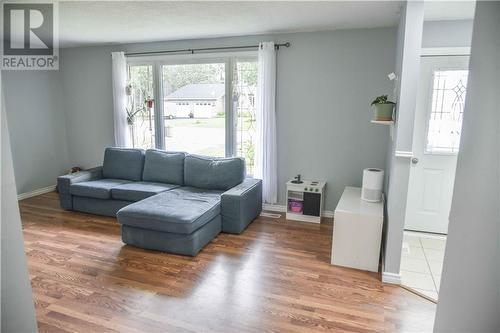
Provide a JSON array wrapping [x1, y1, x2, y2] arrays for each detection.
[[286, 180, 326, 223], [331, 186, 384, 272]]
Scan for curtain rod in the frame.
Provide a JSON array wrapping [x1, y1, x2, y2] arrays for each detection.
[[124, 42, 290, 57]]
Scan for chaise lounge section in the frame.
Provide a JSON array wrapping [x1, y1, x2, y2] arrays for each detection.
[[57, 148, 262, 256]]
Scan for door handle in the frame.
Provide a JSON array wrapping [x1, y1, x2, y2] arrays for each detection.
[[411, 157, 419, 164]]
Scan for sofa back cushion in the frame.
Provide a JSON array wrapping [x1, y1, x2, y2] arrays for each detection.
[[102, 148, 144, 181], [142, 149, 186, 185], [184, 154, 245, 190]]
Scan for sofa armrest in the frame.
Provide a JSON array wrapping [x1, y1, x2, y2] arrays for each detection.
[[221, 178, 262, 234], [57, 166, 103, 209]]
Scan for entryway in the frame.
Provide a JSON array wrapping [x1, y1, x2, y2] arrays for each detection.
[[401, 231, 446, 300], [401, 50, 470, 301]]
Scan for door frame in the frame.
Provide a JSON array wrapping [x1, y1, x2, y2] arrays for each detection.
[[403, 47, 471, 235], [421, 47, 470, 57]]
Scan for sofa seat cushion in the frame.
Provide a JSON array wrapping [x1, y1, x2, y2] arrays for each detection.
[[117, 187, 223, 234], [70, 179, 131, 199], [111, 182, 179, 202]]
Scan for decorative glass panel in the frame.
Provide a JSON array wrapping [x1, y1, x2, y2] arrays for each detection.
[[234, 60, 258, 175], [425, 70, 468, 154]]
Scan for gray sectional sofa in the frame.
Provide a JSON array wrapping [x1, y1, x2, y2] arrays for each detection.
[[57, 148, 262, 256]]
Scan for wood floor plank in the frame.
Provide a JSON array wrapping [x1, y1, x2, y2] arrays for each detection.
[[20, 192, 436, 332]]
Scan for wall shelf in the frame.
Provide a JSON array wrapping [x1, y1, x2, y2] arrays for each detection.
[[371, 120, 394, 125]]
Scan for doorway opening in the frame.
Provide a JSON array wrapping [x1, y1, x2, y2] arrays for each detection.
[[401, 51, 470, 301]]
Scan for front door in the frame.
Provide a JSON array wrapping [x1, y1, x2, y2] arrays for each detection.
[[405, 55, 469, 234]]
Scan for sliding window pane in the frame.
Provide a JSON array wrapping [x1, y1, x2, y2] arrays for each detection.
[[127, 65, 155, 149], [162, 63, 225, 157], [234, 60, 258, 175]]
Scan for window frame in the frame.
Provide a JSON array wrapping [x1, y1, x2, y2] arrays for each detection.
[[126, 51, 257, 157]]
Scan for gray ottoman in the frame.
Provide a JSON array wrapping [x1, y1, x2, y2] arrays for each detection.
[[117, 187, 223, 256]]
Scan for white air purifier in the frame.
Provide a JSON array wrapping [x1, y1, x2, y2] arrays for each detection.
[[362, 168, 384, 202]]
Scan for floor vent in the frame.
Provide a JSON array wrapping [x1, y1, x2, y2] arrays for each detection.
[[260, 212, 281, 219]]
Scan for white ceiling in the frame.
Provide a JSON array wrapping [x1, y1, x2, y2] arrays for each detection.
[[58, 1, 403, 48], [57, 1, 476, 48]]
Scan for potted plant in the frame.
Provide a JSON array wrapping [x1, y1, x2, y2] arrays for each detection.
[[145, 97, 154, 109], [371, 95, 395, 121], [125, 82, 133, 96], [126, 106, 144, 125]]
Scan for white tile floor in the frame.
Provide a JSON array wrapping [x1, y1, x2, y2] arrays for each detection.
[[400, 231, 446, 301]]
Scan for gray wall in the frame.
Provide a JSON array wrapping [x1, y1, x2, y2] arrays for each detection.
[[434, 2, 500, 332], [383, 1, 424, 276], [422, 20, 473, 48], [60, 28, 396, 210], [1, 87, 39, 333], [3, 71, 71, 194]]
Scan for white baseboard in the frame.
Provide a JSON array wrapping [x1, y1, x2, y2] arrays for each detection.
[[17, 185, 56, 201], [382, 271, 401, 285], [322, 210, 334, 218], [262, 204, 334, 218]]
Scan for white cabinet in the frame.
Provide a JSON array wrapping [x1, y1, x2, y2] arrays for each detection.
[[331, 187, 384, 272]]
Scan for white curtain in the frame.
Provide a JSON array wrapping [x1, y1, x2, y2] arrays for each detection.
[[255, 42, 278, 204], [111, 51, 131, 147]]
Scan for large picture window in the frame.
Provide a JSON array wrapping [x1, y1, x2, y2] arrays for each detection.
[[126, 54, 258, 174], [163, 62, 226, 157]]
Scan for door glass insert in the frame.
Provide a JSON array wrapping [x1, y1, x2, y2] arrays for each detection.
[[162, 63, 225, 157], [425, 70, 468, 154]]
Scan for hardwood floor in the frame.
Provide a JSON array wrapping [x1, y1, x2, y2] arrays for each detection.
[[20, 192, 435, 333]]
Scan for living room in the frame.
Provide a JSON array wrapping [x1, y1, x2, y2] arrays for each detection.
[[1, 1, 499, 332]]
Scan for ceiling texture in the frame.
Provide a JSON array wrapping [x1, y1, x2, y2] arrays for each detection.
[[57, 1, 475, 48], [58, 1, 403, 47]]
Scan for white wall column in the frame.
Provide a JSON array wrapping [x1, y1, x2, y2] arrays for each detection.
[[434, 2, 500, 331], [383, 0, 424, 280], [1, 77, 39, 332]]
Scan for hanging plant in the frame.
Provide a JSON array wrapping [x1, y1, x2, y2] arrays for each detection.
[[127, 106, 145, 125], [125, 83, 133, 96], [144, 97, 154, 109]]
